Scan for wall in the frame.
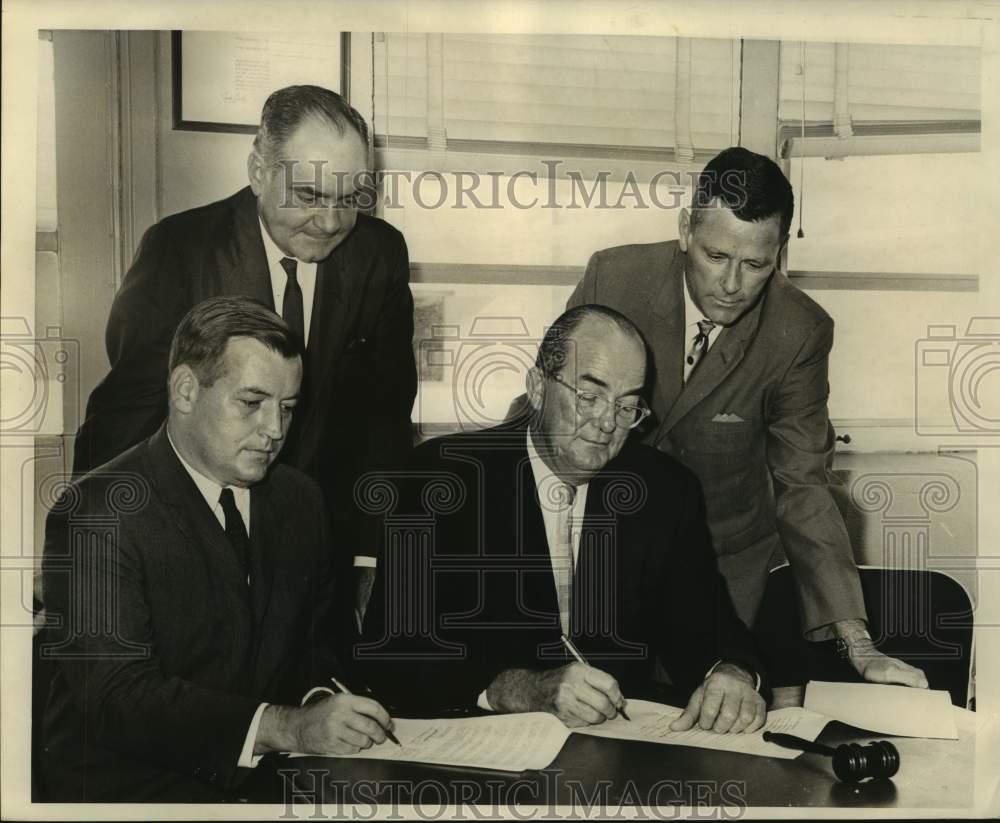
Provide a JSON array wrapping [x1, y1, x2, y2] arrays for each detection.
[[141, 33, 993, 450], [154, 32, 254, 218]]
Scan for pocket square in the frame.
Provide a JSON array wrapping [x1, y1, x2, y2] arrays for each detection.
[[712, 412, 746, 423]]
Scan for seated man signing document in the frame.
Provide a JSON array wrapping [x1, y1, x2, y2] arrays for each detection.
[[41, 298, 394, 802], [362, 306, 765, 733]]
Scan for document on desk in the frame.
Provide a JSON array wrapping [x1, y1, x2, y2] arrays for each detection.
[[804, 681, 958, 739], [288, 712, 570, 771], [574, 699, 829, 759]]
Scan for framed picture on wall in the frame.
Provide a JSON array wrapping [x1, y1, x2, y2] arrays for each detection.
[[172, 31, 350, 133]]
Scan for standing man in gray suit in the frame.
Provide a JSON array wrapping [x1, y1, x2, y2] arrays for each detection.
[[569, 147, 926, 687]]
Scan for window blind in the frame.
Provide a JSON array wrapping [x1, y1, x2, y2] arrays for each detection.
[[374, 33, 739, 156], [778, 41, 980, 156]]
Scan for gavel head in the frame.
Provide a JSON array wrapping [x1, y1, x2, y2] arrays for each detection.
[[831, 740, 901, 782]]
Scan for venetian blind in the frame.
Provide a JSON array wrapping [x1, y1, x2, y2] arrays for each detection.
[[778, 42, 980, 155], [374, 33, 739, 157]]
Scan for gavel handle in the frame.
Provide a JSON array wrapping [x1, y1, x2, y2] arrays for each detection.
[[763, 731, 836, 757]]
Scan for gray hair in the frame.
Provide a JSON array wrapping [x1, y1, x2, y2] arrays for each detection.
[[252, 85, 369, 165]]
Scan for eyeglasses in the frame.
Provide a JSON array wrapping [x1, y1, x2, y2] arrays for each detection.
[[548, 374, 651, 430]]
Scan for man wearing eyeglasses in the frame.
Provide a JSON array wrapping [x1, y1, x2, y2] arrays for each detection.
[[362, 305, 765, 733]]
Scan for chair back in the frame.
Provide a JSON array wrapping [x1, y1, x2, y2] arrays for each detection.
[[753, 565, 974, 708]]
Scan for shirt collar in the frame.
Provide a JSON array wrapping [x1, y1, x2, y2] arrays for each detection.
[[525, 427, 589, 499], [258, 216, 287, 271], [166, 431, 249, 514], [257, 217, 319, 282], [682, 269, 710, 331]]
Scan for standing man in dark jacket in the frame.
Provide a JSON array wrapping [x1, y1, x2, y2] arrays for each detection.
[[72, 86, 416, 611]]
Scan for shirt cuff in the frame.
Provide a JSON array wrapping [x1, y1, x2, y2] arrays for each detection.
[[476, 690, 494, 711], [354, 555, 377, 568], [238, 703, 269, 769], [704, 660, 762, 693]]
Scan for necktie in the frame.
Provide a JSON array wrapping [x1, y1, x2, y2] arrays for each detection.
[[550, 482, 577, 636], [685, 319, 716, 375], [219, 488, 250, 581], [280, 257, 305, 345]]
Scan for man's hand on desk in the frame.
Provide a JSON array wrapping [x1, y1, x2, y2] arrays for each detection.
[[486, 663, 626, 728], [833, 619, 929, 689], [254, 694, 394, 756], [847, 642, 930, 688], [669, 663, 766, 734]]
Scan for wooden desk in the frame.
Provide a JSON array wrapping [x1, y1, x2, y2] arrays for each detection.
[[263, 709, 996, 811]]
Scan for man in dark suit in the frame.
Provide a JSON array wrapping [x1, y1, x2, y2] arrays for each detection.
[[568, 147, 926, 687], [41, 298, 395, 802], [72, 85, 416, 609], [363, 305, 766, 733]]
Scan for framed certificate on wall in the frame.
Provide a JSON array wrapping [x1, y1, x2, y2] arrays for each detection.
[[172, 31, 349, 133]]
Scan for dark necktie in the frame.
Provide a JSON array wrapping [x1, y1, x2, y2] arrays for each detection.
[[219, 488, 250, 581], [280, 257, 305, 345], [686, 319, 717, 373]]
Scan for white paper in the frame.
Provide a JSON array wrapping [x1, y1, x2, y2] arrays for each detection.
[[288, 712, 570, 772], [804, 681, 958, 739], [574, 699, 830, 759]]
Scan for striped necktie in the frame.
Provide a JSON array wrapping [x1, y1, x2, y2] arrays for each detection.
[[685, 319, 716, 377]]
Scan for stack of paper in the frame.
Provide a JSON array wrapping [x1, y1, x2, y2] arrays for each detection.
[[804, 681, 958, 739], [576, 699, 829, 759], [289, 683, 962, 772], [289, 711, 571, 771], [289, 700, 831, 770]]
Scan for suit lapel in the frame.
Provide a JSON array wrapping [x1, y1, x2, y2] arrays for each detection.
[[145, 428, 254, 614], [652, 269, 767, 443], [215, 187, 273, 308], [648, 249, 686, 425], [517, 445, 563, 621], [289, 235, 365, 454], [572, 471, 628, 657]]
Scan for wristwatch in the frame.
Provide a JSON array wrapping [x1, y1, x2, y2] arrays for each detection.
[[835, 630, 874, 659]]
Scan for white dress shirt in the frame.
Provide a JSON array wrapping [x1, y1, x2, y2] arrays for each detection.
[[477, 429, 589, 710], [682, 274, 723, 384], [259, 219, 375, 571], [526, 428, 589, 567], [476, 430, 759, 709], [259, 218, 318, 344], [167, 434, 266, 769]]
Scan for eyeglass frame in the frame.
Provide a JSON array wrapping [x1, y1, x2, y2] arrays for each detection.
[[545, 372, 652, 430]]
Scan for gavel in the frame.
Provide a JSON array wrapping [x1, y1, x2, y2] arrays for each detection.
[[763, 732, 900, 782]]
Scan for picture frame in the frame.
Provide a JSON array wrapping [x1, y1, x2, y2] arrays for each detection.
[[171, 30, 351, 133]]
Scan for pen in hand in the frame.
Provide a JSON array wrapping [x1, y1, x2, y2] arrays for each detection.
[[330, 676, 401, 746], [560, 634, 631, 722]]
